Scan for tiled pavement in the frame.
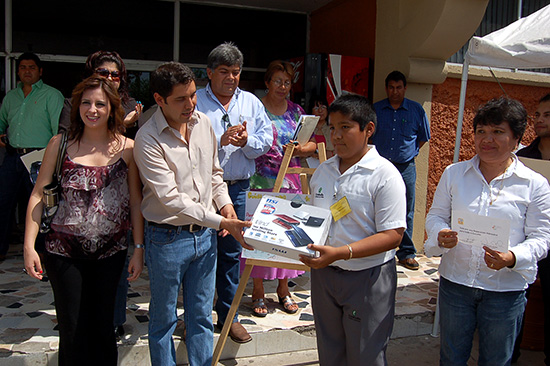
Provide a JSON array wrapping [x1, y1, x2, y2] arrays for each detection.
[[0, 238, 440, 365]]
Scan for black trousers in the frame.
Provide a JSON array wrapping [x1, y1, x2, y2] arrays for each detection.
[[542, 257, 550, 365], [513, 256, 550, 365], [0, 153, 33, 255], [45, 250, 126, 366]]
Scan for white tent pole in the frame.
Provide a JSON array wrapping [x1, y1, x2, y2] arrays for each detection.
[[454, 53, 470, 163]]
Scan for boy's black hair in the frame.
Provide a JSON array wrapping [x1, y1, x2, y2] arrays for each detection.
[[540, 93, 550, 104], [151, 62, 196, 101], [327, 93, 376, 131], [473, 97, 527, 141]]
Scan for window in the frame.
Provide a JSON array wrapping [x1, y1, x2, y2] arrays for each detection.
[[12, 0, 173, 61]]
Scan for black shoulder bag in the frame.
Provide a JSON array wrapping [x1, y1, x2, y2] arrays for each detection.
[[39, 132, 68, 234]]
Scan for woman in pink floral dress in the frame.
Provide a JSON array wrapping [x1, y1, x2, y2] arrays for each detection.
[[248, 61, 316, 317], [23, 76, 143, 366]]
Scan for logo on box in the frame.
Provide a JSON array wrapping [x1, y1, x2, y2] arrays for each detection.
[[261, 204, 276, 214], [244, 196, 332, 261]]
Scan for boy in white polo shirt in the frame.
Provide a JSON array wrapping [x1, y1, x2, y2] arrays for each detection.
[[300, 94, 407, 366]]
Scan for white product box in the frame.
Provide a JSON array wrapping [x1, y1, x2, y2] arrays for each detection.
[[244, 196, 332, 261]]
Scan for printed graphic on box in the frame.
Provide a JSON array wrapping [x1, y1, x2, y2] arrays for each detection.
[[242, 192, 312, 264], [244, 195, 332, 261]]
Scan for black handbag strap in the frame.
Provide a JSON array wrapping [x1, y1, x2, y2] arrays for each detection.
[[53, 131, 68, 182]]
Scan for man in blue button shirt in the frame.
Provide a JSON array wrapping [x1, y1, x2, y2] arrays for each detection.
[[371, 71, 430, 270], [196, 42, 273, 343]]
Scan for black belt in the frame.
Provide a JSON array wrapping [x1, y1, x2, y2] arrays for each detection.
[[391, 159, 414, 168], [224, 179, 248, 186], [147, 221, 204, 233], [15, 147, 40, 155]]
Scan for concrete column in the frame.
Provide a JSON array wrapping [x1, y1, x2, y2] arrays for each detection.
[[406, 83, 432, 248], [374, 0, 489, 251]]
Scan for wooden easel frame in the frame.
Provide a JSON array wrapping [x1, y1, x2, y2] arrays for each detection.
[[212, 259, 310, 365], [212, 143, 327, 365], [273, 142, 327, 194]]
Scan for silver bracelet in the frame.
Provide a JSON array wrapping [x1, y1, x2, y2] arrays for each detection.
[[345, 244, 353, 260], [135, 243, 144, 249]]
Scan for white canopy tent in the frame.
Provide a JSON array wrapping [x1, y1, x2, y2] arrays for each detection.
[[453, 4, 550, 162]]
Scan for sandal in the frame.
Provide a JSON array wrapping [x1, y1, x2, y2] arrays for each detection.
[[278, 295, 299, 314], [251, 298, 268, 317]]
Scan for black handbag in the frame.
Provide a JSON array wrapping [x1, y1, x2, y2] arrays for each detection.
[[39, 132, 68, 234]]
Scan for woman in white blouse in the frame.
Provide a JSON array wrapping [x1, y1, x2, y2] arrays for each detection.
[[425, 97, 550, 366]]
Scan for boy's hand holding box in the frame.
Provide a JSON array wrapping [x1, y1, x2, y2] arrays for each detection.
[[244, 196, 332, 261]]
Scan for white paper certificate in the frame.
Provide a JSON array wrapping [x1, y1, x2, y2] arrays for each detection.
[[451, 210, 510, 252]]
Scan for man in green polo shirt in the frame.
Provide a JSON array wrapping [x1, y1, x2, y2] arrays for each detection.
[[0, 52, 64, 260]]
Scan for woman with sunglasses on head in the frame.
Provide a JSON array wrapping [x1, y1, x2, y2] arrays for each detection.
[[247, 60, 316, 317], [59, 51, 143, 138], [23, 76, 144, 365]]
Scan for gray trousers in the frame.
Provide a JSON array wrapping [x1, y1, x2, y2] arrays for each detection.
[[311, 258, 397, 366]]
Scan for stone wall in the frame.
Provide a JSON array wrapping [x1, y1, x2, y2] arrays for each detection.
[[427, 77, 550, 216]]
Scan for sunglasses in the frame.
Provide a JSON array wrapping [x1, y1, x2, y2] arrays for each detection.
[[95, 68, 121, 81]]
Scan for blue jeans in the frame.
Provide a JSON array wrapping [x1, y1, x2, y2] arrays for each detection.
[[215, 179, 248, 325], [393, 161, 417, 260], [439, 277, 526, 366], [145, 224, 217, 366], [0, 153, 33, 255]]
